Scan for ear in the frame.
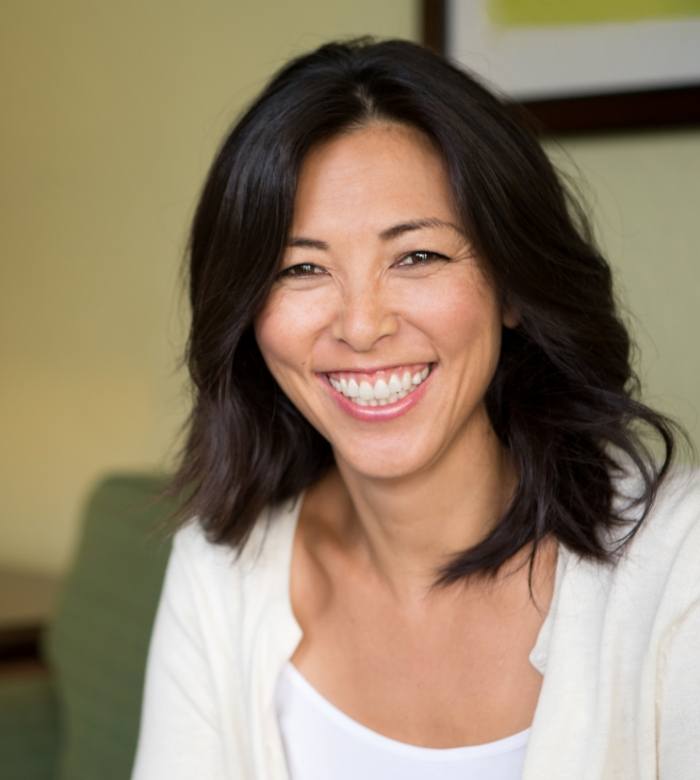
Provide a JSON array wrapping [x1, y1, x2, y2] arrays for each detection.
[[502, 300, 520, 329]]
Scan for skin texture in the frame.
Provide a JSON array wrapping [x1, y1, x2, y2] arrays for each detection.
[[253, 122, 556, 748], [257, 124, 502, 468]]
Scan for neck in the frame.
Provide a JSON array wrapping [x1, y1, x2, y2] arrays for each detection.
[[328, 412, 518, 609]]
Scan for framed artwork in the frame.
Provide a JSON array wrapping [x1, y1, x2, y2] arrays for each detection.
[[422, 0, 700, 133]]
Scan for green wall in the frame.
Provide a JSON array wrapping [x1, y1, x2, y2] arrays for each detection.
[[1, 2, 697, 573], [545, 130, 700, 454]]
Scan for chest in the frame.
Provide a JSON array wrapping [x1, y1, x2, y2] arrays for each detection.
[[289, 545, 546, 748]]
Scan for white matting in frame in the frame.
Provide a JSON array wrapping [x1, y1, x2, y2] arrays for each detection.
[[446, 1, 700, 100]]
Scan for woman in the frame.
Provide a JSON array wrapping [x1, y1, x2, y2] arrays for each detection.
[[132, 38, 699, 779]]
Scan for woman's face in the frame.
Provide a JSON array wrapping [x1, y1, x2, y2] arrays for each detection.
[[254, 122, 514, 480]]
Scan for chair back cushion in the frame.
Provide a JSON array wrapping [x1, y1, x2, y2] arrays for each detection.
[[45, 473, 174, 780]]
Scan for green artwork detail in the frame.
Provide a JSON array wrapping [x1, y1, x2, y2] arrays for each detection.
[[488, 0, 700, 27]]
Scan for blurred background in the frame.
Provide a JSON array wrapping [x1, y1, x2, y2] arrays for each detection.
[[2, 0, 699, 580]]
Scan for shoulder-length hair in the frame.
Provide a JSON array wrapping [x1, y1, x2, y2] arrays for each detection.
[[170, 36, 687, 589]]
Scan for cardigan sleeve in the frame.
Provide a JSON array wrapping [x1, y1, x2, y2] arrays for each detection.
[[657, 598, 700, 779], [130, 528, 229, 780]]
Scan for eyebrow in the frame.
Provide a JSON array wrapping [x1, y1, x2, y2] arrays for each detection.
[[286, 217, 464, 250]]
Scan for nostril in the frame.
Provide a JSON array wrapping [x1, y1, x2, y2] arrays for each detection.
[[330, 302, 399, 351]]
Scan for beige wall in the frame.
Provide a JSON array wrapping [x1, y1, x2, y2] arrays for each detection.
[[1, 1, 417, 574], [2, 2, 697, 574]]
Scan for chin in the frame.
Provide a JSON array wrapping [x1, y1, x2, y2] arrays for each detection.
[[333, 441, 435, 483]]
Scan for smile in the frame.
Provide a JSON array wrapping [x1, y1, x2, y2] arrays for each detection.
[[325, 363, 432, 405], [319, 362, 437, 422]]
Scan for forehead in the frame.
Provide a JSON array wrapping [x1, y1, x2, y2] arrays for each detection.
[[291, 122, 460, 233]]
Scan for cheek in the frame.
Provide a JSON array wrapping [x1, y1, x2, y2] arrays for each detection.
[[253, 294, 332, 433], [254, 292, 323, 374], [408, 276, 502, 356], [421, 295, 502, 400]]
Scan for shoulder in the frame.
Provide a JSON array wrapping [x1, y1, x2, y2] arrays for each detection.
[[643, 467, 700, 605], [617, 467, 700, 581], [552, 468, 700, 634], [585, 466, 700, 625], [167, 493, 304, 604]]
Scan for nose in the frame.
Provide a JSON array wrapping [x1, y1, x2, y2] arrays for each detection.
[[330, 281, 398, 352]]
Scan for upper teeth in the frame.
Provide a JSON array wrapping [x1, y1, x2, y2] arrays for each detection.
[[329, 366, 430, 405]]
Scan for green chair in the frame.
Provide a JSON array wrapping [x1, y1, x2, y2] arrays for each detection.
[[0, 474, 174, 780]]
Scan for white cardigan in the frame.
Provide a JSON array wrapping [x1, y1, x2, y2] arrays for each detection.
[[131, 471, 700, 779]]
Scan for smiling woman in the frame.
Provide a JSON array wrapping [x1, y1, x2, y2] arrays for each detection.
[[131, 38, 700, 780], [254, 123, 511, 467]]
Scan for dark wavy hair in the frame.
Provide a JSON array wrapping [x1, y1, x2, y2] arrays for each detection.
[[170, 36, 688, 589]]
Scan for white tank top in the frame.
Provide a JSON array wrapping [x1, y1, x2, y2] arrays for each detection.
[[275, 661, 529, 780]]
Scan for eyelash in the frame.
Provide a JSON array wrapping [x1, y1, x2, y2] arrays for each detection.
[[277, 250, 448, 279], [399, 250, 447, 268]]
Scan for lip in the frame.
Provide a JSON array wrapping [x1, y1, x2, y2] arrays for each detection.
[[319, 363, 437, 422]]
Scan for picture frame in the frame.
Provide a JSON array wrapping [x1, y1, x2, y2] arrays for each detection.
[[422, 0, 700, 134]]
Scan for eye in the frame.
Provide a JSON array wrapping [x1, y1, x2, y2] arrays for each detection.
[[276, 262, 326, 279], [396, 250, 448, 268]]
